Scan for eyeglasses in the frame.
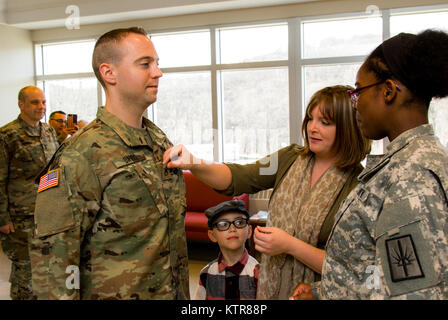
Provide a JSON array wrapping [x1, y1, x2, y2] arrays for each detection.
[[348, 80, 401, 108], [213, 218, 249, 231], [50, 119, 66, 124], [348, 81, 384, 108]]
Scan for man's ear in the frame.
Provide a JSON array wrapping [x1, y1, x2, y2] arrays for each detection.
[[208, 230, 218, 243], [18, 100, 24, 111], [99, 62, 117, 86]]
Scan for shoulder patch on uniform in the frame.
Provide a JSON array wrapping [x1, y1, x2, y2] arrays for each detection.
[[386, 234, 424, 282], [37, 168, 60, 193]]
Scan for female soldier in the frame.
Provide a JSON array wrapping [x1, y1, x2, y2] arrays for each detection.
[[291, 29, 448, 300]]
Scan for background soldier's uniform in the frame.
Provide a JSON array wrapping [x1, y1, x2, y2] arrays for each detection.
[[30, 107, 190, 300], [0, 116, 58, 300], [313, 125, 448, 299]]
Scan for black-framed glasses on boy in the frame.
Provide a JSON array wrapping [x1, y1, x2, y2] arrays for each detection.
[[213, 218, 249, 231], [348, 80, 401, 108]]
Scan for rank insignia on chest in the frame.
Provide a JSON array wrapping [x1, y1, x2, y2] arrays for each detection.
[[386, 235, 424, 282], [37, 168, 59, 193]]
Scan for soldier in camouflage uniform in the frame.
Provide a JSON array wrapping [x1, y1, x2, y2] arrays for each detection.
[[29, 27, 190, 300], [291, 30, 448, 299], [0, 86, 59, 300]]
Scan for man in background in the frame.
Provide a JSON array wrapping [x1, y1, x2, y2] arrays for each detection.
[[48, 110, 78, 144], [0, 86, 59, 299]]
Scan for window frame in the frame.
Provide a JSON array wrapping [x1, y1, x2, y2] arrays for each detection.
[[34, 3, 448, 162]]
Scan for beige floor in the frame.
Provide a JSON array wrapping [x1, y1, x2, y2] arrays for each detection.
[[0, 241, 215, 300]]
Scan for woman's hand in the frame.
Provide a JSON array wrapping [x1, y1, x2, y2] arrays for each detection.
[[253, 226, 293, 256], [289, 283, 315, 300], [163, 144, 199, 170]]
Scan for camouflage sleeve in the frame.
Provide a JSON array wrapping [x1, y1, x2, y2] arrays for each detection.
[[30, 148, 101, 300], [0, 135, 11, 226], [311, 281, 321, 300], [375, 171, 448, 299]]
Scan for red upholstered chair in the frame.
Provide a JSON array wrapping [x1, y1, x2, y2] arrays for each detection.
[[183, 170, 249, 242]]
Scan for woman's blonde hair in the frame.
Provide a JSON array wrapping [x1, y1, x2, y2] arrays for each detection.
[[301, 85, 371, 169]]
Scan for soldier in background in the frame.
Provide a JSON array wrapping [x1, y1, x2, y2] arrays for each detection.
[[0, 86, 59, 299], [48, 110, 78, 144], [30, 27, 190, 300]]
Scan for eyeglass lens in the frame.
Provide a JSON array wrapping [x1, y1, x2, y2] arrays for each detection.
[[51, 119, 66, 123], [214, 218, 248, 231]]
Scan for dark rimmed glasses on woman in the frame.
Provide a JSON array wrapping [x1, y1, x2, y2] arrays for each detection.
[[213, 218, 249, 231], [348, 81, 385, 108], [348, 80, 401, 108]]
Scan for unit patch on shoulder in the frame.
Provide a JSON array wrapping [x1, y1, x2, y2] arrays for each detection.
[[37, 168, 60, 193], [386, 235, 424, 282]]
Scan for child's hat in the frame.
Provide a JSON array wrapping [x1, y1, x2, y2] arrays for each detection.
[[205, 199, 249, 229]]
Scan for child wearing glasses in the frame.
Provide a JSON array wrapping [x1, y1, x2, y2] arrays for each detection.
[[194, 199, 259, 300]]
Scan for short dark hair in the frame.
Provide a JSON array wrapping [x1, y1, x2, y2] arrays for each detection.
[[92, 27, 148, 89], [49, 111, 66, 120], [301, 85, 371, 170]]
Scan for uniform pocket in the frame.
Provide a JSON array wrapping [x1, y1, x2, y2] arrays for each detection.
[[34, 168, 77, 237], [134, 164, 170, 217]]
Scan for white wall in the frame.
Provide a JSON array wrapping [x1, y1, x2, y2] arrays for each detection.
[[0, 24, 34, 126]]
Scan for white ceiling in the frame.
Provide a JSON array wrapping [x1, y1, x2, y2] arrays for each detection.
[[1, 0, 319, 29]]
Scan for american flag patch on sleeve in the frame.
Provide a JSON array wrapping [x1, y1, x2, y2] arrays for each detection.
[[37, 169, 59, 193]]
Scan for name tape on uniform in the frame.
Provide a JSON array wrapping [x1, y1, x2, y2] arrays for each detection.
[[37, 169, 59, 193]]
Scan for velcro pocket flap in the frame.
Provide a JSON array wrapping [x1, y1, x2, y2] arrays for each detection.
[[34, 167, 77, 237]]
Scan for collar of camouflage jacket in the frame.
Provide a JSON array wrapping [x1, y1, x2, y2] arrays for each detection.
[[386, 124, 434, 155], [96, 107, 169, 150], [359, 124, 435, 183], [17, 115, 41, 137]]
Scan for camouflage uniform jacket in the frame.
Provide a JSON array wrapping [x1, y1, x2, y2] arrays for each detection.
[[315, 125, 448, 299], [0, 116, 58, 226], [30, 107, 189, 300]]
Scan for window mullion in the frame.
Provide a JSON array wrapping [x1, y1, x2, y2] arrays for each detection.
[[288, 17, 302, 146]]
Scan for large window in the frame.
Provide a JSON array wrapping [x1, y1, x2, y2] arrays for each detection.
[[301, 15, 384, 155], [390, 9, 448, 148], [35, 41, 95, 75], [151, 31, 211, 68], [35, 4, 448, 161], [35, 40, 97, 123], [154, 72, 213, 161], [152, 23, 289, 163], [220, 68, 289, 163], [217, 24, 288, 63], [40, 78, 98, 122], [303, 64, 361, 108], [302, 16, 383, 59]]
